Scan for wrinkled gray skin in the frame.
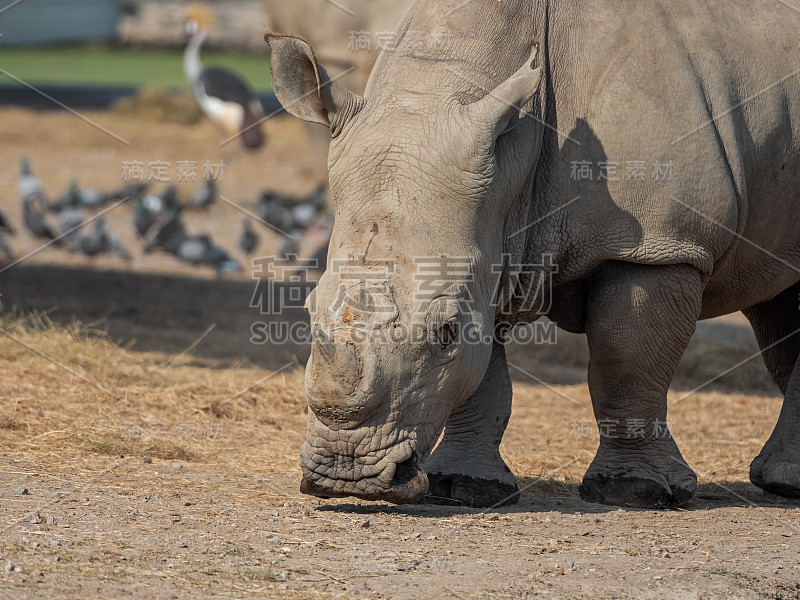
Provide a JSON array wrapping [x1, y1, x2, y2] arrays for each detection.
[[266, 0, 800, 509]]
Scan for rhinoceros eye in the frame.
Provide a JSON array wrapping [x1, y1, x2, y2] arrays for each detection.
[[436, 320, 459, 352], [426, 297, 461, 361]]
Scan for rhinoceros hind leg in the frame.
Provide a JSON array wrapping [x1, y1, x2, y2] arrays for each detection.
[[423, 342, 519, 508], [744, 284, 800, 498], [579, 263, 703, 509]]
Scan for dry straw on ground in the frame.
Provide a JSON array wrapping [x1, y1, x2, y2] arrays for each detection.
[[0, 312, 784, 496], [0, 313, 306, 476]]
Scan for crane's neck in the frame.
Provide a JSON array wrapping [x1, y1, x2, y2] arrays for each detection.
[[184, 27, 208, 83]]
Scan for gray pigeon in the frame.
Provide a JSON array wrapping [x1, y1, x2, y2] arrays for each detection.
[[78, 217, 130, 261], [58, 207, 86, 253], [18, 157, 46, 202], [186, 235, 242, 273], [23, 196, 62, 246], [144, 213, 186, 255], [0, 234, 14, 262], [49, 180, 82, 213], [238, 218, 260, 255], [133, 197, 158, 239], [290, 202, 318, 230], [0, 208, 15, 235], [257, 185, 328, 233], [145, 216, 240, 273], [51, 180, 115, 212], [79, 187, 106, 210], [105, 182, 149, 203], [290, 184, 327, 229], [256, 190, 293, 233], [134, 186, 179, 238], [188, 179, 217, 210], [176, 234, 241, 273], [278, 229, 303, 260]]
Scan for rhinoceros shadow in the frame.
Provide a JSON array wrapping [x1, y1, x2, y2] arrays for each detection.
[[548, 116, 645, 258], [315, 480, 799, 517]]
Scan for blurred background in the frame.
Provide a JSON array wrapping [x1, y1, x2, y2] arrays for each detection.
[[0, 0, 345, 366], [0, 0, 769, 388]]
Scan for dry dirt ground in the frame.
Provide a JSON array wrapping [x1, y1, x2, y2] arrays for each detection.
[[1, 108, 799, 599], [2, 317, 800, 600]]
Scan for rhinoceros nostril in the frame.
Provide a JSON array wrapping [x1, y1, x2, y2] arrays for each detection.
[[312, 328, 330, 343], [391, 452, 421, 487]]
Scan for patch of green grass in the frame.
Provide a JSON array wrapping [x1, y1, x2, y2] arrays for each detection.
[[0, 45, 271, 90], [243, 568, 283, 582], [193, 560, 214, 567], [710, 567, 752, 580], [224, 547, 242, 556]]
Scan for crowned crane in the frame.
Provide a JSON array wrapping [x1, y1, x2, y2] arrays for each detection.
[[184, 4, 265, 150]]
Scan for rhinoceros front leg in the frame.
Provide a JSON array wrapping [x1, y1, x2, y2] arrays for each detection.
[[744, 283, 800, 498], [579, 263, 703, 509], [423, 341, 519, 508]]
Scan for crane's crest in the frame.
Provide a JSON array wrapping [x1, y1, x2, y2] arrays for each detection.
[[185, 3, 215, 30]]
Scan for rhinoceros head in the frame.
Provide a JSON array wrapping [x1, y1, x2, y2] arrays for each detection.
[[266, 31, 542, 503]]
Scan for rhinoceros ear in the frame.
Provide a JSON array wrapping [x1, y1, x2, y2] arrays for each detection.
[[265, 31, 364, 132], [467, 43, 543, 138]]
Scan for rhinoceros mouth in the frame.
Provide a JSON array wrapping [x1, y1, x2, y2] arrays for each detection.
[[300, 443, 429, 504]]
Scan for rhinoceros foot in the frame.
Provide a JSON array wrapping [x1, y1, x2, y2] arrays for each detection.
[[579, 448, 697, 509], [750, 449, 800, 498], [424, 473, 519, 508], [579, 475, 695, 509]]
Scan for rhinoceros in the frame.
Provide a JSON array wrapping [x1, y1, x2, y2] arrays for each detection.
[[265, 0, 800, 509], [262, 0, 413, 94]]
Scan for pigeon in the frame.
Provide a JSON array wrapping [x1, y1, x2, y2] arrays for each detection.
[[256, 190, 293, 233], [256, 186, 328, 233], [304, 212, 334, 270], [182, 235, 241, 273], [133, 198, 158, 239], [311, 239, 329, 272], [291, 184, 327, 229], [143, 185, 179, 215], [306, 184, 327, 211], [57, 207, 86, 253], [290, 202, 318, 230], [51, 180, 113, 212], [78, 217, 131, 261], [0, 207, 17, 260], [238, 218, 260, 255], [23, 196, 62, 246], [187, 179, 217, 210], [277, 229, 303, 261], [145, 216, 240, 273], [0, 208, 15, 235], [144, 213, 187, 256], [18, 157, 46, 202], [0, 234, 14, 262], [49, 180, 79, 212], [105, 182, 149, 203], [77, 186, 106, 210], [134, 186, 180, 238]]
